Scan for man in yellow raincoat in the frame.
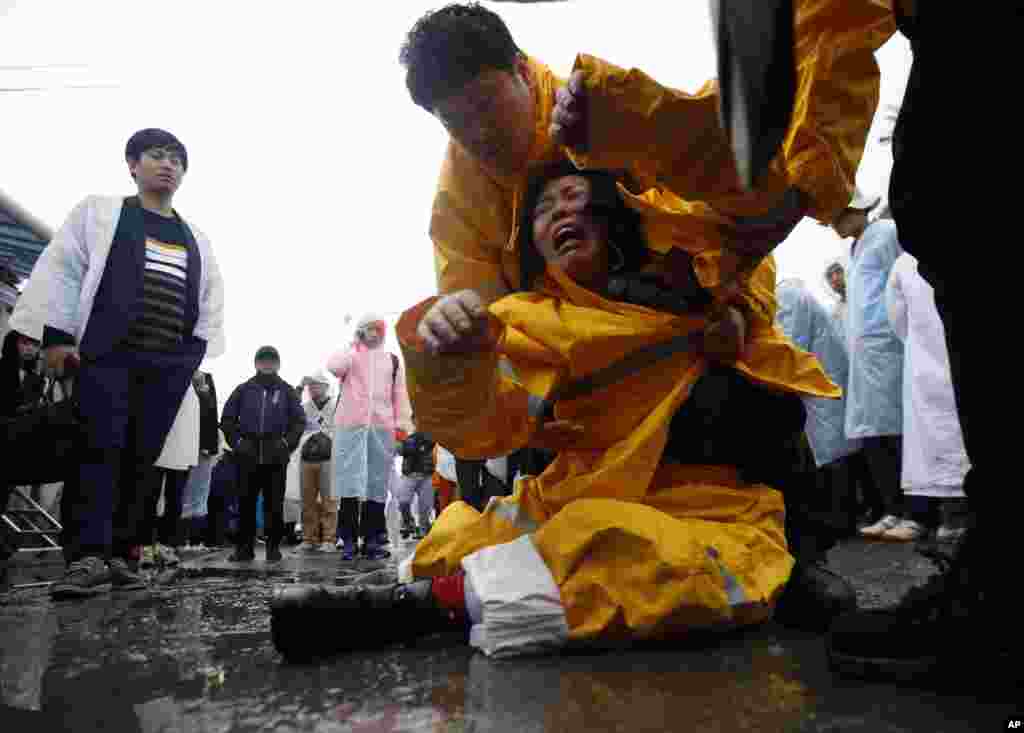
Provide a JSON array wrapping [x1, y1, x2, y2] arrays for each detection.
[[397, 1, 894, 619]]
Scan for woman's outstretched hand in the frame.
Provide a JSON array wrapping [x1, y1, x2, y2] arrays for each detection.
[[417, 290, 492, 355]]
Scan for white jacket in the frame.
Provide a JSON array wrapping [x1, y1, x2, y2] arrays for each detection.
[[885, 254, 969, 497], [156, 383, 200, 470], [10, 195, 225, 357]]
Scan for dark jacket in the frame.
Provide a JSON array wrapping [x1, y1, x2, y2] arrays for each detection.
[[1, 330, 45, 419], [220, 374, 304, 465], [398, 432, 436, 476], [196, 374, 219, 454]]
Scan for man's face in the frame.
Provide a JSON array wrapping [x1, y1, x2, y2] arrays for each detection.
[[16, 335, 39, 362], [255, 359, 279, 375], [308, 382, 327, 401], [129, 146, 185, 196], [828, 268, 846, 297], [433, 57, 536, 178]]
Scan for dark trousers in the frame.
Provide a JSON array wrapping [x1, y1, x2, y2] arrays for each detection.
[[664, 365, 835, 562], [140, 468, 189, 547], [337, 498, 385, 548], [237, 462, 286, 550], [860, 435, 904, 519], [65, 347, 199, 562]]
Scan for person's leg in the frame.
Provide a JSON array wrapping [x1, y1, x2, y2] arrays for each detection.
[[416, 476, 435, 535], [264, 465, 287, 562], [318, 463, 338, 549], [337, 498, 359, 560], [858, 436, 905, 537], [159, 470, 188, 552], [300, 462, 320, 548], [395, 474, 416, 537], [360, 500, 388, 559], [232, 462, 258, 561], [52, 355, 135, 598]]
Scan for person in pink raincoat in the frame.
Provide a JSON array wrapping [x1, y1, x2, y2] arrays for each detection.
[[327, 314, 413, 561]]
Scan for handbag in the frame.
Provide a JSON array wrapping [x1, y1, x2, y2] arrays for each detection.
[[1, 377, 82, 486], [301, 432, 332, 463]]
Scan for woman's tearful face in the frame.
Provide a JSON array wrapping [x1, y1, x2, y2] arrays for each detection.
[[532, 175, 611, 291]]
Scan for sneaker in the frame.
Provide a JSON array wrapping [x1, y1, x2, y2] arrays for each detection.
[[156, 544, 181, 566], [935, 525, 967, 543], [109, 558, 147, 590], [859, 514, 901, 539], [301, 542, 320, 553], [266, 546, 283, 563], [320, 542, 335, 552], [51, 557, 112, 599], [882, 519, 926, 542], [139, 545, 158, 569], [229, 546, 255, 563]]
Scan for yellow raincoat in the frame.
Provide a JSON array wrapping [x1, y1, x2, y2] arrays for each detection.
[[397, 259, 840, 656], [430, 0, 896, 298]]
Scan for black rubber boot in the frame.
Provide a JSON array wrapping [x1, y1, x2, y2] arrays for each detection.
[[269, 580, 464, 662], [774, 559, 857, 632]]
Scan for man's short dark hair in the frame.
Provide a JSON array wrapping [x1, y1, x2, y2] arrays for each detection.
[[125, 128, 188, 171], [400, 3, 522, 112]]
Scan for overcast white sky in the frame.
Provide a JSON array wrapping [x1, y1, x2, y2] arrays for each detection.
[[0, 1, 911, 393]]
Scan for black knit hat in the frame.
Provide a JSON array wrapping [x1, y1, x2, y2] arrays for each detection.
[[125, 128, 188, 171], [254, 345, 280, 363]]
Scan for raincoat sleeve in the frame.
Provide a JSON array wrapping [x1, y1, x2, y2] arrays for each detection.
[[430, 142, 512, 299], [326, 350, 353, 382], [885, 256, 909, 343], [12, 197, 92, 348], [568, 0, 897, 225], [395, 299, 536, 460], [219, 385, 243, 450]]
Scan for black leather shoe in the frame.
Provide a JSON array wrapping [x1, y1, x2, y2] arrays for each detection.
[[270, 580, 461, 662], [774, 560, 857, 632], [266, 545, 283, 563]]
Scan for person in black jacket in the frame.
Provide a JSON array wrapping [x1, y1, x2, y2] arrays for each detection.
[[220, 346, 304, 563], [181, 370, 219, 545]]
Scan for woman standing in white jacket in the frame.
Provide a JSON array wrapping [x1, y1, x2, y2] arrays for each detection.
[[297, 370, 339, 551], [886, 253, 970, 540]]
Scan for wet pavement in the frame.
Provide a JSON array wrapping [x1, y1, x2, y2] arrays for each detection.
[[0, 539, 1019, 732]]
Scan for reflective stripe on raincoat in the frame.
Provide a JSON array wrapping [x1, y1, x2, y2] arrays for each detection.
[[396, 263, 839, 657], [776, 280, 860, 467], [844, 219, 904, 439]]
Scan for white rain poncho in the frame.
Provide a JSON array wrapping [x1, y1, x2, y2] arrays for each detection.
[[776, 280, 861, 467], [885, 254, 969, 497], [844, 219, 904, 439], [327, 314, 413, 503]]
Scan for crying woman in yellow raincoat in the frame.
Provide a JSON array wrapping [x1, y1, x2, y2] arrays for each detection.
[[269, 162, 840, 662]]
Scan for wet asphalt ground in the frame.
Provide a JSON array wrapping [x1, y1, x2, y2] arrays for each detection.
[[0, 537, 1019, 732]]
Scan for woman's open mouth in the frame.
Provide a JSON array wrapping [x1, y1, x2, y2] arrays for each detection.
[[553, 222, 585, 255]]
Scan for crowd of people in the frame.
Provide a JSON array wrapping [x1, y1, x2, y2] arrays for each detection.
[[1, 0, 1012, 696]]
